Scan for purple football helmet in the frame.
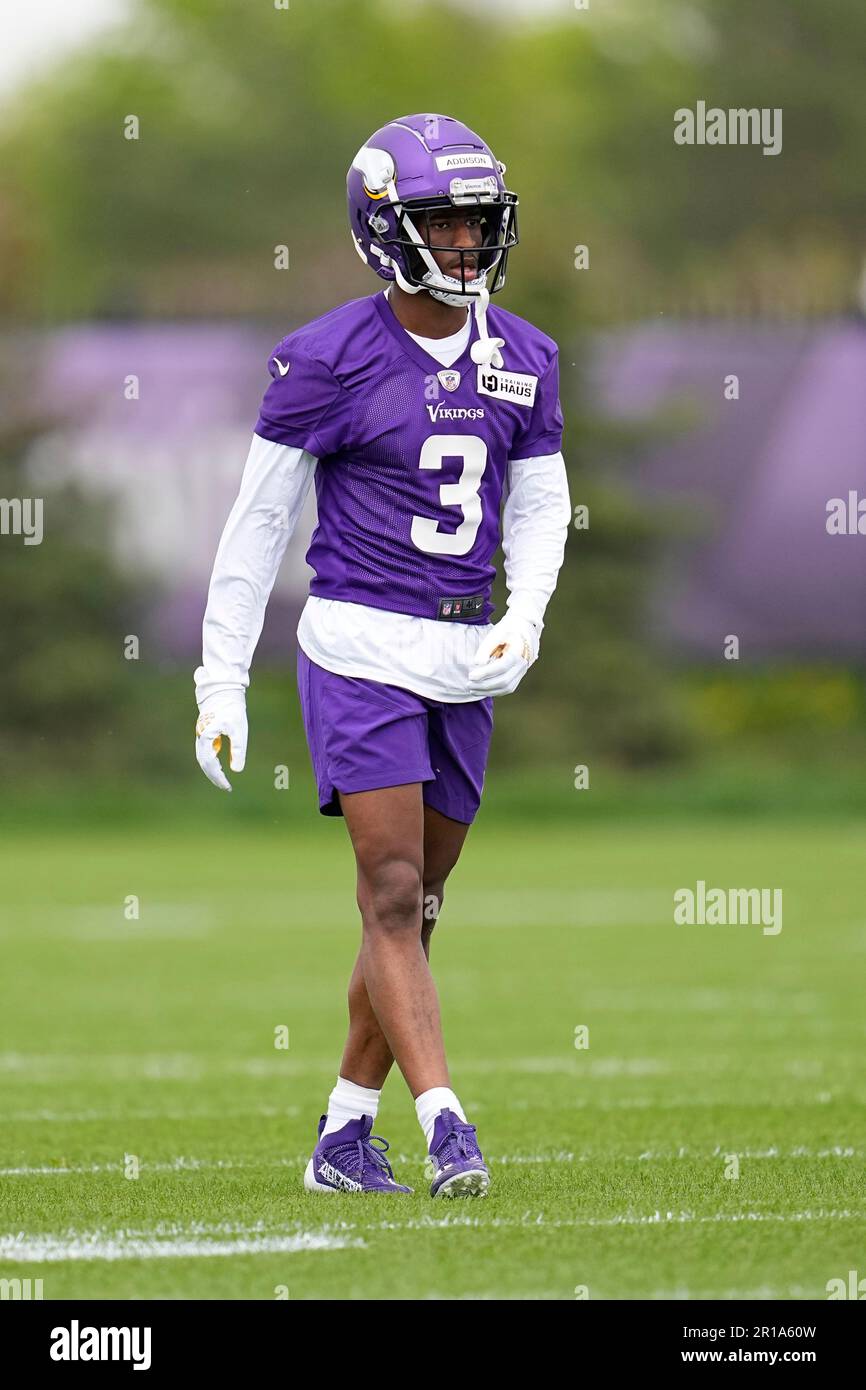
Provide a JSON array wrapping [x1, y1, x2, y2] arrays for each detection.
[[347, 113, 519, 308]]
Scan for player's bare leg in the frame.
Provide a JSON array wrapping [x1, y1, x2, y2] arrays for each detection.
[[338, 802, 470, 1089], [304, 794, 481, 1195], [337, 783, 454, 1097], [327, 785, 489, 1197]]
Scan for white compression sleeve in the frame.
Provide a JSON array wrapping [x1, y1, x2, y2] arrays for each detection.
[[194, 433, 318, 705], [501, 451, 572, 631]]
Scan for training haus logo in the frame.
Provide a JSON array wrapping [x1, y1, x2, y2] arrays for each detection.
[[674, 102, 783, 156], [50, 1321, 152, 1371], [476, 366, 538, 407]]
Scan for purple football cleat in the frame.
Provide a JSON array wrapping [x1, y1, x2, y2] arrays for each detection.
[[425, 1108, 490, 1199], [303, 1114, 413, 1195]]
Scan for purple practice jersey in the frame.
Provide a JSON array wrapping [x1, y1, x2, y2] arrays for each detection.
[[254, 292, 563, 623]]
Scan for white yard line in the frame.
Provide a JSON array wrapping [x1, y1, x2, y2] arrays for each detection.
[[419, 1286, 809, 1299], [4, 1105, 300, 1123], [367, 1208, 866, 1232], [0, 1052, 758, 1079], [0, 1156, 304, 1176], [645, 1286, 811, 1300], [1, 1051, 857, 1087], [581, 989, 824, 1014], [0, 1227, 361, 1262], [1, 1145, 860, 1177], [2, 888, 668, 936], [2, 1208, 862, 1265], [0, 903, 216, 941]]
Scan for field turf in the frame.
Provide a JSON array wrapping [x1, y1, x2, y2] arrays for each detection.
[[1, 816, 864, 1300]]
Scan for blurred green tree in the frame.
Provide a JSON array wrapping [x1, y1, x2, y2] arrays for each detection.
[[1, 0, 863, 786], [0, 360, 146, 777]]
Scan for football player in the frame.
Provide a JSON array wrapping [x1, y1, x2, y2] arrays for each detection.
[[195, 114, 571, 1198]]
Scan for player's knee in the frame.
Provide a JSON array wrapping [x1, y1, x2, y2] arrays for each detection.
[[358, 859, 423, 931]]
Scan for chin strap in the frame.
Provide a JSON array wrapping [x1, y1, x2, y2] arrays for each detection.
[[470, 287, 505, 369], [387, 279, 506, 369]]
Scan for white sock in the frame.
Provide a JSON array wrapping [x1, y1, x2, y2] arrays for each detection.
[[415, 1086, 467, 1147], [321, 1075, 381, 1138]]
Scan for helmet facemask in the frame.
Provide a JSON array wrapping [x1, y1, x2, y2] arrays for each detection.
[[373, 192, 519, 305]]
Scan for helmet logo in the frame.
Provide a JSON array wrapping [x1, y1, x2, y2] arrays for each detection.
[[353, 144, 396, 198]]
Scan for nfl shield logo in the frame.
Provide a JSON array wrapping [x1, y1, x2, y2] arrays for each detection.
[[437, 369, 461, 393]]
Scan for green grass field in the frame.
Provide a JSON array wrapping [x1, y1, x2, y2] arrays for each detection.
[[1, 814, 864, 1300]]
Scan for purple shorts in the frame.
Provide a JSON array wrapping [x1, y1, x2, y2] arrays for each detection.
[[297, 648, 494, 824]]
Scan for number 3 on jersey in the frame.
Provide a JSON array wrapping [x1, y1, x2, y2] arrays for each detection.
[[410, 434, 487, 556]]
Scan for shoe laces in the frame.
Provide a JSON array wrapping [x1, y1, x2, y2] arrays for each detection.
[[347, 1131, 396, 1182], [428, 1119, 480, 1174]]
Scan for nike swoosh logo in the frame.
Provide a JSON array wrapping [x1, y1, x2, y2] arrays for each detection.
[[273, 357, 290, 376]]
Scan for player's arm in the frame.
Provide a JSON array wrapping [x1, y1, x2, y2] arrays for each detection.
[[469, 346, 570, 696], [468, 450, 571, 695], [194, 434, 318, 790]]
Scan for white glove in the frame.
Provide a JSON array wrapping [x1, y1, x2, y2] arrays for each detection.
[[468, 613, 540, 697], [195, 690, 248, 792]]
